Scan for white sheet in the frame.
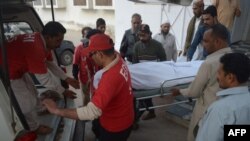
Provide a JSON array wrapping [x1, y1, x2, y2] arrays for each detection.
[[128, 61, 203, 89]]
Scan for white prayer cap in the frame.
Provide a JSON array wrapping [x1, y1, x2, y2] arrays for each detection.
[[161, 20, 171, 25], [193, 0, 204, 7], [196, 0, 204, 3]]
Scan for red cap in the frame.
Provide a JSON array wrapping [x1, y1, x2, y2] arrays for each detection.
[[87, 34, 114, 53]]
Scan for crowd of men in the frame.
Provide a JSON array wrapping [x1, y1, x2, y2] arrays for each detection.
[[1, 0, 250, 141]]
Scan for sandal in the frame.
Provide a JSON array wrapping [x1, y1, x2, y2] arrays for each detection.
[[35, 125, 53, 135]]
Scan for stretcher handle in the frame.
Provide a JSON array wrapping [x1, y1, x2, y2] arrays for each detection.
[[160, 76, 195, 97], [139, 98, 195, 111]]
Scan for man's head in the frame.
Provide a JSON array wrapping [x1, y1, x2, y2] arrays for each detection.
[[96, 18, 106, 33], [88, 34, 115, 67], [131, 13, 142, 33], [202, 5, 217, 27], [83, 29, 102, 47], [202, 24, 229, 54], [192, 0, 204, 18], [81, 27, 92, 47], [81, 26, 92, 39], [161, 21, 171, 35], [42, 21, 66, 50], [138, 24, 152, 43], [217, 53, 250, 89]]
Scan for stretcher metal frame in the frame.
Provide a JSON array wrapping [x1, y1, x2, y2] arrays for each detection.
[[133, 76, 195, 111]]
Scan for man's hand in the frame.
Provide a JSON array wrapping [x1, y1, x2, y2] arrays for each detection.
[[65, 77, 80, 89], [171, 88, 181, 96], [235, 8, 241, 17], [42, 99, 58, 115], [63, 89, 77, 99]]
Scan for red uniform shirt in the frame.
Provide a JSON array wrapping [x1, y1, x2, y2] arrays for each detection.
[[0, 32, 52, 79], [91, 56, 134, 132], [73, 43, 98, 85]]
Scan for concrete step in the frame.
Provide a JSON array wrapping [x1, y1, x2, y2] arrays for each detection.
[[165, 104, 192, 128], [165, 111, 190, 128], [166, 104, 192, 119], [165, 95, 194, 128]]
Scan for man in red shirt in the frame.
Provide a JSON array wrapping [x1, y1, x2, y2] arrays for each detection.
[[43, 34, 134, 141], [0, 21, 79, 135], [72, 28, 101, 106]]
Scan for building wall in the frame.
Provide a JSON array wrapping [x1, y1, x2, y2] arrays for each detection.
[[33, 0, 115, 43], [33, 0, 214, 51]]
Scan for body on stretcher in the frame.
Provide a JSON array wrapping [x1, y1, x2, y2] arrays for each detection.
[[93, 60, 202, 110], [128, 61, 203, 111]]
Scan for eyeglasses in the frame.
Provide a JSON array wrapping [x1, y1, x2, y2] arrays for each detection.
[[89, 51, 98, 57]]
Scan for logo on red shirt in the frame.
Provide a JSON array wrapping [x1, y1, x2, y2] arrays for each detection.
[[120, 64, 129, 82]]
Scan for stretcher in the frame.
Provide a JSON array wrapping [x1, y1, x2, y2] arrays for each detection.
[[133, 78, 194, 111], [128, 61, 203, 111]]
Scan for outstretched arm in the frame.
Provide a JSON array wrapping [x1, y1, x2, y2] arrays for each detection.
[[46, 61, 80, 89], [43, 99, 102, 120]]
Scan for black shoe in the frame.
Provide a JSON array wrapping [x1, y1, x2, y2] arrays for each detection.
[[141, 112, 156, 120], [132, 122, 139, 130]]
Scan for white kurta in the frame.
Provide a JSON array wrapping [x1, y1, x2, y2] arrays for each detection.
[[153, 33, 177, 62], [180, 47, 232, 141]]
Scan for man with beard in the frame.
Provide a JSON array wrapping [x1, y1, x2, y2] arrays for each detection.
[[183, 0, 204, 58], [153, 21, 177, 61], [187, 5, 220, 61], [120, 13, 142, 63], [132, 24, 166, 122]]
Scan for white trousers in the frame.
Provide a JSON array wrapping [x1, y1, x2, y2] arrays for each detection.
[[10, 73, 40, 131]]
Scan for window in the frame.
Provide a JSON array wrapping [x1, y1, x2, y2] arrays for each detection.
[[45, 0, 66, 8], [3, 22, 33, 40], [73, 0, 86, 6], [93, 0, 114, 9], [33, 0, 44, 7], [45, 0, 55, 5], [95, 0, 112, 6], [73, 0, 93, 9]]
